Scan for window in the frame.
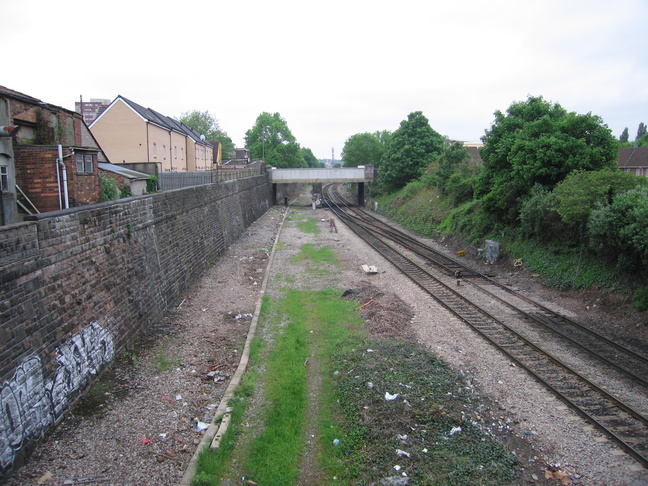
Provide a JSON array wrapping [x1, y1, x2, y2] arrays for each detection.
[[0, 166, 8, 191], [153, 143, 157, 158], [76, 154, 94, 173]]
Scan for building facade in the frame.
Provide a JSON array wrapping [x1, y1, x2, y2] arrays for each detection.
[[89, 96, 214, 173], [0, 86, 108, 221], [75, 98, 111, 125]]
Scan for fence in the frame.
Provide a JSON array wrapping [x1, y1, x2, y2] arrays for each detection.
[[159, 164, 266, 191]]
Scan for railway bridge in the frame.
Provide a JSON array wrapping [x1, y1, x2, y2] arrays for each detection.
[[268, 165, 374, 206]]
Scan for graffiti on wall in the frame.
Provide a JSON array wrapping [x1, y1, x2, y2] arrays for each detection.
[[0, 321, 114, 474]]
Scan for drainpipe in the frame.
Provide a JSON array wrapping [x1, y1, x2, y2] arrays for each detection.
[[58, 144, 69, 209]]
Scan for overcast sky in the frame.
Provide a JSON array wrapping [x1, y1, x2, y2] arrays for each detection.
[[2, 0, 647, 160]]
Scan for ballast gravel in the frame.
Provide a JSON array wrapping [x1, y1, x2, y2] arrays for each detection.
[[7, 200, 648, 486]]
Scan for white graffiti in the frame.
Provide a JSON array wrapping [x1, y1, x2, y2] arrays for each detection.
[[0, 322, 114, 473]]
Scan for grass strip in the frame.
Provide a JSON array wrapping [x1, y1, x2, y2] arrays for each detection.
[[328, 339, 520, 485]]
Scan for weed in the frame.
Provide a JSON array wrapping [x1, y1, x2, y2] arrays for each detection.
[[329, 340, 519, 484], [296, 218, 320, 234], [156, 348, 180, 372], [290, 243, 339, 267], [632, 287, 648, 312]]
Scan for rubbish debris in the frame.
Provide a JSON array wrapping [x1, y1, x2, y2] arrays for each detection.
[[329, 218, 338, 233], [206, 370, 229, 382], [37, 472, 53, 485], [385, 392, 399, 401], [395, 449, 410, 458], [355, 299, 375, 310], [341, 289, 360, 297], [379, 476, 410, 485], [449, 426, 462, 436], [333, 439, 340, 446], [138, 438, 151, 444], [361, 264, 378, 274], [196, 421, 209, 432], [545, 468, 572, 485]]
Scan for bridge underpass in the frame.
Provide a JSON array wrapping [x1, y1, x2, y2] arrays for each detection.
[[268, 166, 374, 206]]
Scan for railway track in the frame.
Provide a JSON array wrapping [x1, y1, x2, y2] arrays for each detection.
[[323, 183, 648, 469]]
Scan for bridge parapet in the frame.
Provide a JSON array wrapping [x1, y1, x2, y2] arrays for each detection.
[[269, 166, 374, 183]]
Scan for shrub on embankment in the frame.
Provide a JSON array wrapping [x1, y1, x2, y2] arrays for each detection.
[[369, 98, 647, 310]]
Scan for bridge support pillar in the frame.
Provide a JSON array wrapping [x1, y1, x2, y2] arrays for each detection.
[[358, 182, 365, 207]]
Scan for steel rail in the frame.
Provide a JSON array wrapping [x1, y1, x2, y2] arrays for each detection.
[[324, 184, 648, 468], [327, 185, 648, 388]]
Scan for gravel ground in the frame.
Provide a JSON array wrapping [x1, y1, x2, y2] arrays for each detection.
[[7, 198, 648, 486]]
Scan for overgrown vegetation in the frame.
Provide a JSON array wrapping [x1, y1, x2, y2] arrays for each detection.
[[99, 173, 119, 202], [361, 96, 647, 309], [330, 340, 519, 484]]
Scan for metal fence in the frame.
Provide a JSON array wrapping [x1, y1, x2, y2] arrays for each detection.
[[158, 165, 265, 191]]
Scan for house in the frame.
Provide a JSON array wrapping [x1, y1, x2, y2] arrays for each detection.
[[618, 146, 648, 177], [89, 96, 214, 173], [0, 86, 107, 223], [223, 148, 251, 166]]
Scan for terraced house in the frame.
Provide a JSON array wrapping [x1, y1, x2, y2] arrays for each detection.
[[89, 96, 214, 172]]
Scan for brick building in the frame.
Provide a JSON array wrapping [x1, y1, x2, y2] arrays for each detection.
[[618, 146, 648, 177], [0, 86, 122, 222], [75, 98, 111, 125]]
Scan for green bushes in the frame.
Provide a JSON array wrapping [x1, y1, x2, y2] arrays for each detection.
[[99, 173, 119, 202], [632, 287, 648, 312], [588, 187, 648, 272]]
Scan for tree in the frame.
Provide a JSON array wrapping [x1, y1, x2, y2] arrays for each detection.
[[636, 122, 647, 144], [245, 112, 304, 168], [619, 127, 629, 143], [178, 110, 235, 159], [301, 147, 323, 168], [435, 142, 470, 193], [638, 131, 648, 147], [379, 111, 444, 192], [341, 132, 384, 168], [477, 95, 618, 223]]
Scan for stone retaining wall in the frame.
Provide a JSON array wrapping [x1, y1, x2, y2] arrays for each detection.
[[0, 175, 271, 474]]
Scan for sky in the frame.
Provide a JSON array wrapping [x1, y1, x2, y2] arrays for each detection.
[[1, 0, 647, 160]]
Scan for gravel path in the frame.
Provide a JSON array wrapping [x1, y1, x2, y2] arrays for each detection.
[[7, 201, 648, 486]]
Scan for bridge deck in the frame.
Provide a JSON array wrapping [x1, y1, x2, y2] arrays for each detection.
[[268, 166, 374, 183]]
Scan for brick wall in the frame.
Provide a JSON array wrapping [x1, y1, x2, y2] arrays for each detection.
[[0, 175, 272, 474], [14, 145, 101, 212]]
